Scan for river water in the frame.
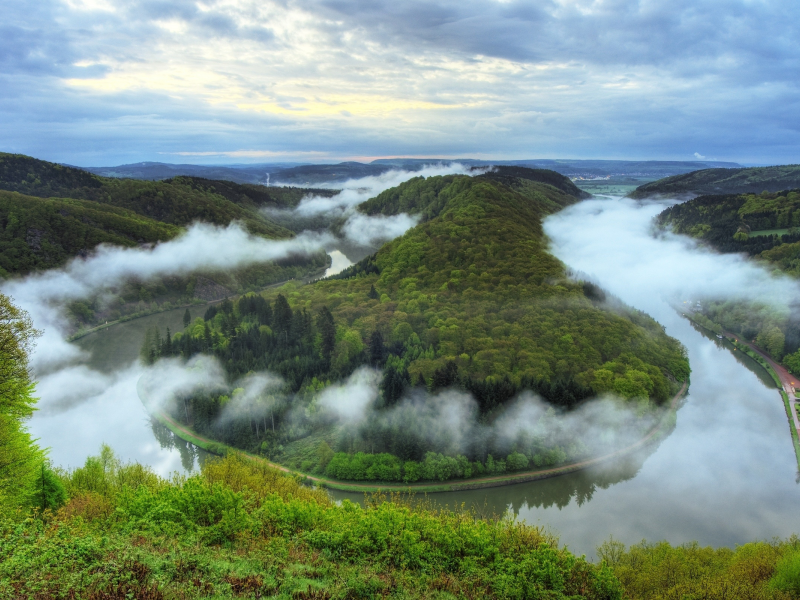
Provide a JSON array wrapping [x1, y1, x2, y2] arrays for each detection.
[[29, 202, 800, 558]]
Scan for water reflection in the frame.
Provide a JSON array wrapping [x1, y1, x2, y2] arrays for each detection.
[[324, 250, 354, 277]]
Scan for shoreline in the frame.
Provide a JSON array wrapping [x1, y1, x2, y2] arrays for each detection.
[[138, 377, 688, 493]]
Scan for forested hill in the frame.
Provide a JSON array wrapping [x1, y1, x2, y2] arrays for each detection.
[[656, 189, 800, 274], [0, 152, 333, 238], [656, 189, 800, 369], [629, 164, 800, 199], [148, 173, 689, 474], [476, 165, 591, 200], [0, 191, 179, 277]]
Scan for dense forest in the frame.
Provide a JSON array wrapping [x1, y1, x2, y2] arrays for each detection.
[[630, 164, 800, 198], [0, 152, 337, 236], [656, 189, 800, 373], [0, 153, 334, 328], [143, 172, 689, 482]]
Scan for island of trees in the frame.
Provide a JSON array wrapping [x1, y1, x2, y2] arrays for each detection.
[[142, 170, 689, 483]]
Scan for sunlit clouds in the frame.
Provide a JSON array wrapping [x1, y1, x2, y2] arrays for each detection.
[[2, 0, 799, 164]]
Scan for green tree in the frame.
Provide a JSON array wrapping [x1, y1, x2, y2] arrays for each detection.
[[183, 308, 191, 328], [0, 293, 43, 508], [317, 307, 336, 362], [31, 461, 66, 513]]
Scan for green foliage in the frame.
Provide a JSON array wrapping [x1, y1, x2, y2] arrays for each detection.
[[601, 537, 799, 600], [0, 450, 622, 599], [0, 293, 43, 509], [770, 547, 800, 596]]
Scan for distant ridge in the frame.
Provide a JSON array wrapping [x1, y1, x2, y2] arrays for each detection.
[[629, 164, 800, 199], [73, 157, 742, 186]]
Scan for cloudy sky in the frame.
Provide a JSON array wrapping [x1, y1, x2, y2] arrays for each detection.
[[2, 0, 798, 165]]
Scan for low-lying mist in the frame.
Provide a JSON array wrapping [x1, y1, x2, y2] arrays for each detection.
[[543, 196, 800, 316], [265, 163, 475, 246]]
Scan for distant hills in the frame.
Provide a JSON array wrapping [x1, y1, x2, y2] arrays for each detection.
[[77, 157, 742, 186], [629, 165, 800, 199]]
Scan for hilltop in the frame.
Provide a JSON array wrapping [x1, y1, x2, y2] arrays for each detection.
[[629, 164, 800, 199], [147, 169, 689, 482]]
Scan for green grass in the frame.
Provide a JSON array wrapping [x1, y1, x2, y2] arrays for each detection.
[[748, 228, 797, 238]]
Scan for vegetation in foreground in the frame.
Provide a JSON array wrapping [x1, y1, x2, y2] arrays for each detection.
[[629, 164, 800, 199], [2, 446, 800, 599], [0, 282, 797, 599]]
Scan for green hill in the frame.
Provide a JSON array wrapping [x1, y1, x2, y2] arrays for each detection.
[[656, 189, 800, 369], [146, 173, 689, 480], [0, 154, 332, 327], [656, 189, 800, 270], [0, 152, 325, 238], [0, 191, 179, 277], [629, 164, 800, 199]]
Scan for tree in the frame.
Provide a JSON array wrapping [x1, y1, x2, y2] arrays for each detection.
[[369, 330, 386, 367], [317, 307, 336, 361], [183, 308, 191, 328], [0, 293, 43, 508], [368, 284, 379, 300], [31, 461, 66, 513]]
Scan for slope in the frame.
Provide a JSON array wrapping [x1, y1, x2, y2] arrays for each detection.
[[630, 164, 800, 199], [0, 191, 179, 277], [0, 153, 309, 238], [148, 173, 689, 475]]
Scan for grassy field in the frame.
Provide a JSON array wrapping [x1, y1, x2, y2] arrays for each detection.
[[749, 228, 798, 238], [573, 177, 656, 196]]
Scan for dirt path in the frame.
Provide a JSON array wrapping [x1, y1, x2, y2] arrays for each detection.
[[147, 379, 688, 493]]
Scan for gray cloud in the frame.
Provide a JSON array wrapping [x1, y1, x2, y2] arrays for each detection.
[[0, 0, 798, 164]]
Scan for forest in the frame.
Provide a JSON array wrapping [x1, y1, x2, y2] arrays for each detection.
[[656, 189, 800, 372], [143, 172, 689, 483], [0, 153, 333, 328]]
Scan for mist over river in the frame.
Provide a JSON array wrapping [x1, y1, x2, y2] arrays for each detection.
[[29, 199, 800, 558]]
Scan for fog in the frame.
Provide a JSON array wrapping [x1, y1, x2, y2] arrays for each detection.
[[544, 197, 800, 316], [2, 223, 333, 373], [268, 163, 475, 248]]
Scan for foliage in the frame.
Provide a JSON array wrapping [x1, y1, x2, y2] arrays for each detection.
[[600, 536, 800, 600], [0, 190, 179, 277], [0, 293, 43, 508], [631, 164, 800, 198], [0, 448, 623, 599], [144, 173, 688, 481]]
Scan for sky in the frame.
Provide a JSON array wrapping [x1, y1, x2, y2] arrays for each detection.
[[1, 0, 799, 166]]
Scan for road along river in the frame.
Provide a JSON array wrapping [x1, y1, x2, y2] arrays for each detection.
[[29, 202, 800, 558]]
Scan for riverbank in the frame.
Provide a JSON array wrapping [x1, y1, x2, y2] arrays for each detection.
[[138, 377, 688, 493], [68, 266, 328, 342], [682, 310, 800, 470]]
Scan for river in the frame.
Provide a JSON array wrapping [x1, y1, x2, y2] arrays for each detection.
[[29, 202, 800, 558]]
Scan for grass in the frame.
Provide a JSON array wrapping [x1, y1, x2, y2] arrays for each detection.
[[748, 228, 798, 238]]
